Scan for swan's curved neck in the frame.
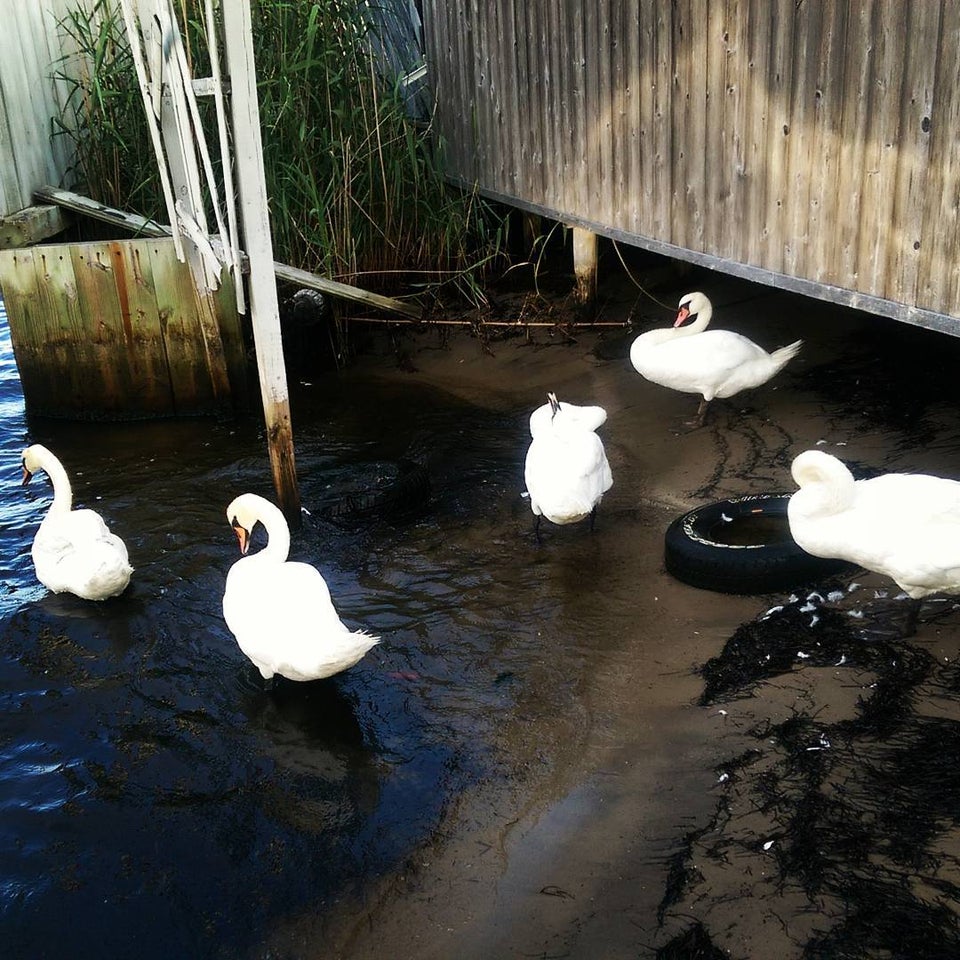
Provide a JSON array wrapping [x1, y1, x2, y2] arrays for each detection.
[[792, 456, 855, 517], [680, 301, 712, 335], [38, 450, 73, 514], [252, 500, 291, 563]]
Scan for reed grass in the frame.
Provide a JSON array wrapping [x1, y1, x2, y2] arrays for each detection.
[[53, 0, 167, 224], [52, 0, 507, 307]]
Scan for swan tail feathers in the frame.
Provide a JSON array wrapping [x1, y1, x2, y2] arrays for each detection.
[[352, 629, 381, 646], [771, 339, 803, 369]]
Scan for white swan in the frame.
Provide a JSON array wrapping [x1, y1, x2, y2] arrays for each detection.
[[529, 397, 607, 438], [788, 449, 960, 631], [523, 393, 614, 538], [629, 291, 802, 425], [222, 493, 379, 682], [21, 444, 132, 600]]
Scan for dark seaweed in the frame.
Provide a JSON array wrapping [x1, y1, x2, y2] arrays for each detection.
[[666, 594, 960, 959]]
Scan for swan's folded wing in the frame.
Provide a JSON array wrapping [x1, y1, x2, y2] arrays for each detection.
[[576, 433, 611, 476], [224, 559, 345, 639], [273, 629, 381, 681], [883, 529, 960, 595], [647, 331, 767, 392], [856, 474, 960, 522], [36, 509, 102, 556]]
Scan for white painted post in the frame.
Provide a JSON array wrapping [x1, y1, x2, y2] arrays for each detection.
[[221, 0, 300, 521]]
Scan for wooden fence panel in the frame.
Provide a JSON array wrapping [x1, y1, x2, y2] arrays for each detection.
[[885, 2, 939, 309], [423, 0, 960, 332]]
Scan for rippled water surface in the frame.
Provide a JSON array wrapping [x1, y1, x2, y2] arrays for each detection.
[[0, 300, 603, 958], [10, 279, 960, 960]]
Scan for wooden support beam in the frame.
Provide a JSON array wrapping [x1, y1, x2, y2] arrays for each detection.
[[34, 185, 169, 239], [0, 204, 71, 249], [272, 260, 421, 319], [34, 186, 422, 319], [572, 226, 597, 304]]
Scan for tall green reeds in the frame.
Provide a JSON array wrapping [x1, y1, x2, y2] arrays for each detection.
[[53, 0, 167, 224], [53, 0, 505, 304]]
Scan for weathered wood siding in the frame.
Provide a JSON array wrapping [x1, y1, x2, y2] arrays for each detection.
[[0, 238, 247, 419], [0, 0, 80, 217], [423, 0, 960, 333]]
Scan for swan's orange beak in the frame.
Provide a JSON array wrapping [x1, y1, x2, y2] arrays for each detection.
[[674, 306, 691, 328], [232, 522, 250, 555], [21, 463, 33, 486]]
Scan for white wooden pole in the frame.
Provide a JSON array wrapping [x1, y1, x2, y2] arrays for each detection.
[[205, 0, 245, 313], [221, 0, 300, 521], [118, 0, 184, 260]]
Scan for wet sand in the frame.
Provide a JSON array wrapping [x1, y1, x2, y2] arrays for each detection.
[[273, 270, 960, 959]]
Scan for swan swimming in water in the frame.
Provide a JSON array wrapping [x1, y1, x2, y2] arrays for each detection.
[[629, 291, 802, 425], [222, 493, 380, 683], [787, 449, 960, 634], [21, 444, 132, 600], [523, 393, 613, 539]]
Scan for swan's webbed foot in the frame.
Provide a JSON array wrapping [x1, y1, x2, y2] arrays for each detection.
[[533, 514, 543, 545], [589, 505, 598, 532]]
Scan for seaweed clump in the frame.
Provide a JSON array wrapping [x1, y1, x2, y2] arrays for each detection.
[[662, 592, 960, 959]]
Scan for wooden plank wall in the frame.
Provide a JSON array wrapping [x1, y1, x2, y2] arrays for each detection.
[[0, 238, 247, 419], [423, 0, 960, 332], [0, 0, 82, 217]]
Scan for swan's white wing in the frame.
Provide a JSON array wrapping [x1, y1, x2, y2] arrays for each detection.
[[223, 558, 377, 681], [224, 559, 334, 634], [32, 508, 131, 599], [524, 430, 612, 524], [633, 329, 790, 399], [268, 628, 380, 682], [855, 474, 960, 525]]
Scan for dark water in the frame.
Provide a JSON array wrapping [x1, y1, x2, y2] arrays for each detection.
[[0, 302, 594, 958]]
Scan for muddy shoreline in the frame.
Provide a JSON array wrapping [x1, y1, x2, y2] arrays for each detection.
[[262, 271, 960, 959]]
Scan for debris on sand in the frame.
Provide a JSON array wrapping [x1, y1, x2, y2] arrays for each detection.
[[659, 591, 960, 958]]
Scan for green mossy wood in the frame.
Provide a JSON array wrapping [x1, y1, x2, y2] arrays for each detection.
[[0, 237, 246, 419]]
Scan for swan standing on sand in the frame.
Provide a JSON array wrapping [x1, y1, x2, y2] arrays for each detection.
[[788, 449, 960, 634], [629, 291, 803, 426], [20, 444, 132, 600], [223, 493, 379, 683], [524, 393, 613, 539]]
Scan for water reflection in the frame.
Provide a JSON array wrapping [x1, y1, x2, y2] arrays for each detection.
[[0, 297, 584, 958]]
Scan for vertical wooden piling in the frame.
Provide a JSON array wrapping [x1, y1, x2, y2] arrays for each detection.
[[572, 226, 597, 304], [222, 0, 300, 523]]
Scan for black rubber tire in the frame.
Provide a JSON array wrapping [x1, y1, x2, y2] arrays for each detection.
[[664, 493, 854, 595]]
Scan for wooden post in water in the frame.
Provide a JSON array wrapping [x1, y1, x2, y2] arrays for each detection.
[[222, 0, 300, 522], [572, 226, 598, 305]]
